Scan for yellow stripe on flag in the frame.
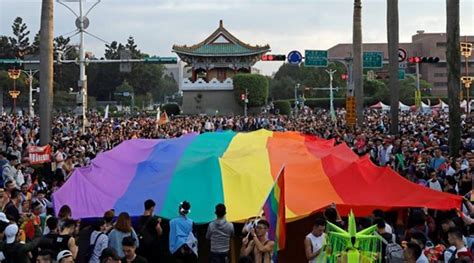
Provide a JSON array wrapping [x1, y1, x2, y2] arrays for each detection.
[[220, 130, 274, 222]]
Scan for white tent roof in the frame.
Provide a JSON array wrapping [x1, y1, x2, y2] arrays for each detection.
[[399, 101, 410, 111], [432, 100, 449, 109]]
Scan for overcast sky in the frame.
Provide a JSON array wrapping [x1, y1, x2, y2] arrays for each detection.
[[1, 0, 473, 75]]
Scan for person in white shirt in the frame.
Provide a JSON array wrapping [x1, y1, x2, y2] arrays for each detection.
[[304, 218, 326, 263], [445, 228, 471, 262], [427, 170, 442, 192]]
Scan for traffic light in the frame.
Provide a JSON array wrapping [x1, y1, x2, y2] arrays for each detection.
[[408, 56, 439, 63], [341, 74, 349, 80], [261, 54, 286, 61], [241, 93, 246, 101], [408, 57, 421, 64], [420, 57, 440, 63]]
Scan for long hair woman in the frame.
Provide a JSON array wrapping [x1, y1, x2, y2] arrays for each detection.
[[108, 212, 139, 258]]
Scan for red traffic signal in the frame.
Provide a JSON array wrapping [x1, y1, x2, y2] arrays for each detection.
[[261, 54, 286, 61], [408, 56, 439, 63], [408, 56, 421, 63], [341, 74, 348, 80], [241, 94, 246, 101]]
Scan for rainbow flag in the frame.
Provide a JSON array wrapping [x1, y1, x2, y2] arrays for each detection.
[[262, 166, 286, 261]]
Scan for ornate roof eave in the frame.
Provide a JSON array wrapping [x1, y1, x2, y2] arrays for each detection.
[[172, 20, 271, 53], [172, 48, 270, 57]]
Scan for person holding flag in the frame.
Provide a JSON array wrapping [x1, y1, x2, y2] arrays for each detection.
[[241, 166, 285, 263]]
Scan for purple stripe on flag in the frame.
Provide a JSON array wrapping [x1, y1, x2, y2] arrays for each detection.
[[53, 139, 161, 218]]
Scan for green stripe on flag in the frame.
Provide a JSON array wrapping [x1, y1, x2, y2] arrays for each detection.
[[161, 132, 236, 223]]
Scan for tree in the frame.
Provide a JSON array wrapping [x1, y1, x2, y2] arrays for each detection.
[[365, 79, 388, 102], [153, 75, 178, 102], [0, 36, 14, 58], [446, 0, 461, 156], [104, 41, 125, 59], [39, 0, 54, 145], [115, 80, 134, 106], [269, 63, 347, 101], [9, 17, 31, 58], [30, 31, 40, 55], [125, 36, 141, 59], [353, 0, 364, 127], [387, 0, 399, 135], [233, 74, 268, 107]]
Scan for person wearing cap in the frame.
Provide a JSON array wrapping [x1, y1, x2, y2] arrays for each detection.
[[3, 223, 41, 263], [57, 250, 74, 263], [206, 203, 234, 263], [99, 247, 121, 263]]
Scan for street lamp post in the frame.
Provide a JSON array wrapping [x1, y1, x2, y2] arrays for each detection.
[[22, 70, 39, 116], [57, 0, 102, 132], [294, 83, 300, 116], [326, 69, 337, 121], [7, 69, 21, 114], [460, 40, 472, 114]]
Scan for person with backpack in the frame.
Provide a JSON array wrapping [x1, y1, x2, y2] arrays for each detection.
[[444, 228, 473, 262], [375, 219, 403, 263], [136, 199, 162, 262], [89, 219, 109, 263]]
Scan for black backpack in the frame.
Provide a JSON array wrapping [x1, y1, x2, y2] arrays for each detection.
[[85, 232, 104, 261]]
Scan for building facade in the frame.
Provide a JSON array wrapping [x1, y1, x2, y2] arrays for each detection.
[[328, 31, 474, 96], [172, 20, 270, 115]]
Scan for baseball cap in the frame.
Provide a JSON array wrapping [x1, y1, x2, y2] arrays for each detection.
[[5, 224, 18, 244], [0, 212, 9, 223], [57, 250, 73, 262], [99, 247, 121, 261]]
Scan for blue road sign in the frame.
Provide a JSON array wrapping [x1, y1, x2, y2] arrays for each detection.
[[287, 50, 303, 65]]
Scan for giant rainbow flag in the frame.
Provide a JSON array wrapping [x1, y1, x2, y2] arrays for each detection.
[[53, 130, 461, 223]]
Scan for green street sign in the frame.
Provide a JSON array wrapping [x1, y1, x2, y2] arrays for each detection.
[[145, 57, 177, 64], [398, 69, 405, 80], [363, 51, 383, 69], [304, 50, 328, 67], [0, 59, 22, 64]]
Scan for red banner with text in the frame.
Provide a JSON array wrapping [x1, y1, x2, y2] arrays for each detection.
[[28, 145, 52, 165]]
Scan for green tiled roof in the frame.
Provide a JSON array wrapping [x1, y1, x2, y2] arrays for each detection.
[[191, 44, 256, 55], [172, 21, 270, 56]]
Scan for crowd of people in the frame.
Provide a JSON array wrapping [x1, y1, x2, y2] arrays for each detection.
[[0, 108, 471, 262]]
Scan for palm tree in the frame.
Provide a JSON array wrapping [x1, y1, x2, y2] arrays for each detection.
[[353, 0, 364, 127], [446, 0, 461, 156], [39, 0, 54, 145], [387, 0, 399, 135]]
